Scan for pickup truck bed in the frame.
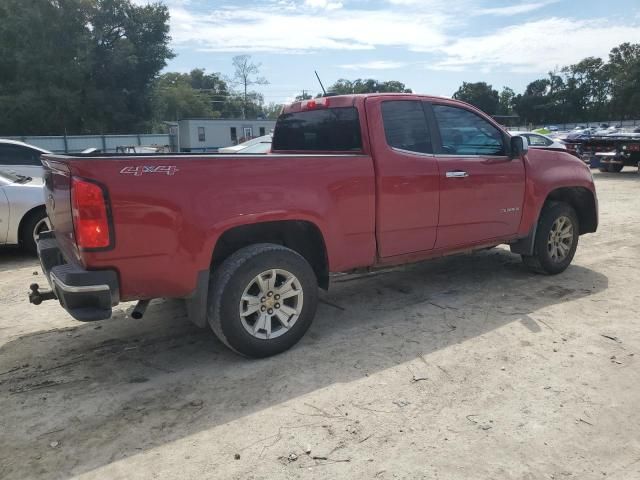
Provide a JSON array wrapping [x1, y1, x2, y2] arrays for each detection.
[[31, 93, 598, 357]]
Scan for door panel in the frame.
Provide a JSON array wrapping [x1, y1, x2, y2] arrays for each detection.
[[436, 156, 525, 248], [429, 102, 525, 248], [366, 97, 440, 257]]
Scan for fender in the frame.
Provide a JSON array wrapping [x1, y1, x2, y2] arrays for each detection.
[[512, 149, 597, 255]]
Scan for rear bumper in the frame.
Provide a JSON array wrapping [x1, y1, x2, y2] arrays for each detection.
[[36, 232, 119, 321]]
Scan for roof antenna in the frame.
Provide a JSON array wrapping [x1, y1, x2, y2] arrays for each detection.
[[315, 70, 327, 96]]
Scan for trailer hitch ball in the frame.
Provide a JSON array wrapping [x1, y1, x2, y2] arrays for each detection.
[[29, 283, 56, 305]]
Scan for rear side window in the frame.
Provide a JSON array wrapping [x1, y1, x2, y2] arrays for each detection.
[[432, 104, 505, 156], [272, 107, 362, 151], [0, 145, 42, 166], [381, 100, 432, 154]]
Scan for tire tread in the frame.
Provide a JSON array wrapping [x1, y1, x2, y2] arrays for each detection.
[[208, 243, 316, 357]]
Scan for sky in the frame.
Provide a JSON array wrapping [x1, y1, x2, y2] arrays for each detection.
[[135, 0, 640, 104]]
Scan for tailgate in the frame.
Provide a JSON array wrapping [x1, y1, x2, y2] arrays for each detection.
[[42, 157, 78, 261]]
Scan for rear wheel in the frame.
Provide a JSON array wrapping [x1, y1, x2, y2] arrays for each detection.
[[522, 202, 579, 275], [20, 209, 50, 255], [609, 163, 624, 173], [207, 243, 318, 358]]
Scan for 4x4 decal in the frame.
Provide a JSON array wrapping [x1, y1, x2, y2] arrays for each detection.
[[120, 165, 179, 176]]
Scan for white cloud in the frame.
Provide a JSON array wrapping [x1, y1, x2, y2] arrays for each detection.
[[164, 1, 640, 76], [304, 0, 343, 10], [339, 60, 408, 70], [169, 5, 449, 52], [431, 17, 640, 72], [476, 1, 557, 16]]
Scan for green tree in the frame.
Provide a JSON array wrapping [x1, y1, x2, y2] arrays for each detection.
[[608, 43, 640, 119], [152, 69, 231, 124], [452, 82, 499, 115], [512, 79, 553, 125], [262, 102, 283, 120], [498, 87, 515, 115], [0, 0, 173, 135], [327, 78, 412, 94]]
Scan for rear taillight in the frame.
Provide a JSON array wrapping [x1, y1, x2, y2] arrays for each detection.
[[71, 177, 111, 249]]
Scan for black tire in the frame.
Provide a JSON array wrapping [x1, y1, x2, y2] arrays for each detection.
[[522, 202, 579, 275], [20, 208, 48, 255], [598, 165, 609, 172], [207, 243, 318, 358], [608, 163, 624, 173]]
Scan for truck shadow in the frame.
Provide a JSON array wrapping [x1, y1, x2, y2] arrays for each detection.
[[0, 248, 608, 479]]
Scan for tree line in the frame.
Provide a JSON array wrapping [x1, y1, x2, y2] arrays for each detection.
[[1, 1, 638, 135], [0, 0, 172, 135], [452, 43, 640, 125], [0, 0, 278, 135]]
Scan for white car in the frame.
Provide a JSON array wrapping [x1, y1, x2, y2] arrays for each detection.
[[0, 139, 51, 178], [0, 170, 49, 254], [510, 131, 566, 150], [218, 135, 272, 154]]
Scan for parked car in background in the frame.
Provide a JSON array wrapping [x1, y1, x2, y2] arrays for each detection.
[[0, 170, 49, 254], [0, 139, 50, 178], [218, 134, 272, 154], [510, 131, 566, 150], [565, 129, 594, 141]]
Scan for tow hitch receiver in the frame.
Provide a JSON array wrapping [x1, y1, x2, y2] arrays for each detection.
[[29, 283, 57, 305]]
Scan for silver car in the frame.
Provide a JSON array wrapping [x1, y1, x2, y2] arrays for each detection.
[[510, 131, 566, 150], [218, 134, 272, 154], [0, 139, 51, 178], [0, 170, 49, 254]]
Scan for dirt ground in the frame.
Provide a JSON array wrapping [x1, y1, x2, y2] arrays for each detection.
[[1, 169, 639, 480]]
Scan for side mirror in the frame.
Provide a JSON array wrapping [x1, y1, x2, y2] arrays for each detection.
[[510, 135, 528, 159]]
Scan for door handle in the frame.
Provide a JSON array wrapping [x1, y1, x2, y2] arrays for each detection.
[[446, 170, 469, 178]]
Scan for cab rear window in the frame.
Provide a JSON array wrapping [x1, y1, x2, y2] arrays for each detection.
[[272, 107, 362, 151]]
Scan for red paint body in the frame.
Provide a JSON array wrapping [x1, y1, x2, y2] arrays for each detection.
[[42, 94, 598, 302]]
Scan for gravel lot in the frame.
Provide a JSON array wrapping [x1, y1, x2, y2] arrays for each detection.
[[1, 169, 639, 480]]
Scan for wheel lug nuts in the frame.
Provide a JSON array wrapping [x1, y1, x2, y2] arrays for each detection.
[[261, 306, 266, 312], [274, 294, 280, 300], [268, 308, 273, 314], [267, 291, 273, 297], [275, 303, 280, 309], [261, 297, 266, 302]]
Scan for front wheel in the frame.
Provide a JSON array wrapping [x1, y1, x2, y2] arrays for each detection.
[[522, 202, 579, 275], [207, 244, 318, 358]]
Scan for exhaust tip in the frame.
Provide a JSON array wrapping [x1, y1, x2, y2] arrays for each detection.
[[131, 299, 151, 319]]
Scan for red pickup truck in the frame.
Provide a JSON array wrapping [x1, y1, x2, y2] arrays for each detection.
[[31, 94, 598, 357]]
